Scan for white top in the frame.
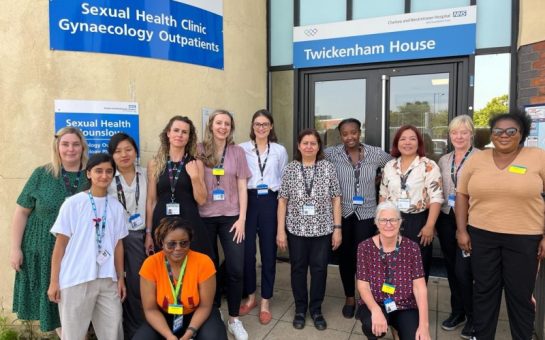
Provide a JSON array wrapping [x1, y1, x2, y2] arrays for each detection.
[[107, 166, 147, 231], [239, 141, 288, 191], [51, 191, 128, 290]]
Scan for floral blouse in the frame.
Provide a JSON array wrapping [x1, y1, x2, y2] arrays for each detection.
[[379, 156, 443, 214], [278, 159, 341, 237]]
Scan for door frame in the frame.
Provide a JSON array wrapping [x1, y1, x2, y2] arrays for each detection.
[[295, 57, 470, 151]]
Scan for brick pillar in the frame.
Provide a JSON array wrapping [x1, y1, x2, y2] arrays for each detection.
[[518, 40, 545, 107]]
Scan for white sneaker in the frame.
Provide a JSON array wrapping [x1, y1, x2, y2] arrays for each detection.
[[228, 318, 248, 340]]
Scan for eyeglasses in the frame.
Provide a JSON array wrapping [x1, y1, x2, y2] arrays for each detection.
[[377, 218, 401, 225], [253, 122, 271, 129], [164, 240, 190, 250], [492, 127, 518, 137]]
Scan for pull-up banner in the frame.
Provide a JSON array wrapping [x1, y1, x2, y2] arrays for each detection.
[[293, 6, 476, 68], [50, 0, 224, 69]]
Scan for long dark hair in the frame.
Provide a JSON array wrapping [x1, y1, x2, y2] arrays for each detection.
[[108, 132, 139, 157], [294, 128, 324, 162], [249, 109, 278, 142]]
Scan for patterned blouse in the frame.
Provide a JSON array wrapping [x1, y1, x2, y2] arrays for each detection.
[[278, 159, 341, 237], [356, 237, 424, 310], [379, 156, 443, 214]]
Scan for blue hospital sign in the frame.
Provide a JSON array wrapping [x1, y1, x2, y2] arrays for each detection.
[[49, 0, 224, 69], [293, 6, 477, 68]]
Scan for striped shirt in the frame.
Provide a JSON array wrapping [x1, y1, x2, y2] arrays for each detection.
[[325, 144, 392, 220]]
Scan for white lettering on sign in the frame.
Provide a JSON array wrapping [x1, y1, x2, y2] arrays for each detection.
[[389, 40, 436, 53]]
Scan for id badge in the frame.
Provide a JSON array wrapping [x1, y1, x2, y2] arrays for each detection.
[[508, 165, 527, 174], [397, 198, 410, 210], [168, 303, 184, 315], [381, 282, 396, 295], [172, 314, 184, 333], [257, 183, 269, 196], [448, 193, 456, 208], [352, 195, 364, 205], [462, 250, 471, 258], [96, 249, 111, 266], [384, 298, 398, 313], [302, 204, 315, 216], [213, 188, 225, 201], [166, 203, 180, 216], [212, 167, 225, 176], [129, 213, 144, 228]]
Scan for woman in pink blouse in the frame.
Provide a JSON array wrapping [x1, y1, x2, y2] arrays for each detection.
[[356, 201, 430, 340]]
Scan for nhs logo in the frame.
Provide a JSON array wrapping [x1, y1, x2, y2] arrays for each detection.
[[453, 10, 467, 17]]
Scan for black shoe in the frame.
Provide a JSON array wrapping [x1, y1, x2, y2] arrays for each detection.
[[342, 304, 356, 318], [460, 318, 474, 339], [441, 313, 466, 331], [311, 313, 327, 330], [293, 313, 306, 330]]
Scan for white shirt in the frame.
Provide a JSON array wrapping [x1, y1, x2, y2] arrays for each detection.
[[239, 141, 288, 191], [51, 191, 128, 290], [107, 166, 147, 231]]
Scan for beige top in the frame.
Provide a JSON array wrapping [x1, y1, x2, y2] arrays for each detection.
[[457, 147, 545, 235]]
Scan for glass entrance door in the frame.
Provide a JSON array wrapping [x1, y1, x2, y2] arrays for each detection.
[[304, 62, 462, 157]]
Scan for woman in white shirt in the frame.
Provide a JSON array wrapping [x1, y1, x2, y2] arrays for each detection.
[[239, 109, 288, 324], [379, 125, 443, 281], [107, 132, 148, 339], [47, 153, 128, 339]]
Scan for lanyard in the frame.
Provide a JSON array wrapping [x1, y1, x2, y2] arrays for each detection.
[[450, 147, 473, 189], [215, 146, 228, 187], [165, 256, 188, 305], [345, 145, 364, 194], [88, 191, 108, 252], [379, 235, 400, 284], [399, 167, 414, 191], [115, 172, 140, 215], [255, 142, 270, 181], [299, 162, 315, 197], [168, 155, 188, 203], [61, 166, 82, 196]]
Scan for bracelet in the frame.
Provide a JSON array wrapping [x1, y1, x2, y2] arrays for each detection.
[[333, 224, 342, 229], [145, 228, 151, 234], [187, 326, 198, 337]]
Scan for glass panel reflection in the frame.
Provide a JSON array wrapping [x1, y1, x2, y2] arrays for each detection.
[[314, 79, 366, 148], [389, 73, 449, 162]]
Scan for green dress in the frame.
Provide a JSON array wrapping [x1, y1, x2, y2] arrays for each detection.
[[12, 165, 88, 332]]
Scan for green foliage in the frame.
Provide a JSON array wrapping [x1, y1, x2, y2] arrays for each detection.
[[473, 94, 509, 127]]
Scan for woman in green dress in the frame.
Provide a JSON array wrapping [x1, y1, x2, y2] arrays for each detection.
[[10, 127, 89, 335]]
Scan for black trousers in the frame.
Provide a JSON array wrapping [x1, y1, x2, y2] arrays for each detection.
[[288, 233, 331, 315], [469, 226, 541, 340], [202, 216, 244, 317], [335, 215, 376, 298], [243, 190, 278, 299], [123, 230, 147, 339], [132, 308, 227, 340], [357, 303, 419, 340], [400, 211, 432, 281], [436, 211, 473, 317]]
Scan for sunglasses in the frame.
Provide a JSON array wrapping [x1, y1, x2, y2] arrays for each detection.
[[491, 127, 518, 137], [164, 240, 190, 250], [377, 218, 401, 225]]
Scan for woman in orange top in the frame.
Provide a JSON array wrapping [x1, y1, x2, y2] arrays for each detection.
[[133, 217, 227, 340]]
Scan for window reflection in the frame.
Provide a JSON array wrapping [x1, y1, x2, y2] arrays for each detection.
[[473, 53, 510, 149], [314, 79, 366, 147], [389, 73, 449, 162]]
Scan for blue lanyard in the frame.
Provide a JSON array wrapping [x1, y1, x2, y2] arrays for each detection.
[[88, 191, 108, 252]]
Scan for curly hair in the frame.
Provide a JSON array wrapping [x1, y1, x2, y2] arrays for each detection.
[[153, 217, 194, 248], [489, 110, 532, 145], [152, 116, 198, 181], [200, 109, 235, 168]]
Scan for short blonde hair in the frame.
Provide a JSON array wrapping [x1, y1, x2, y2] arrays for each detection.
[[449, 115, 474, 135], [45, 127, 89, 177]]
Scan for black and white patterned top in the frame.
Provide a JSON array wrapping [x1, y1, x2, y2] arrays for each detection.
[[325, 144, 392, 220], [278, 159, 341, 237]]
